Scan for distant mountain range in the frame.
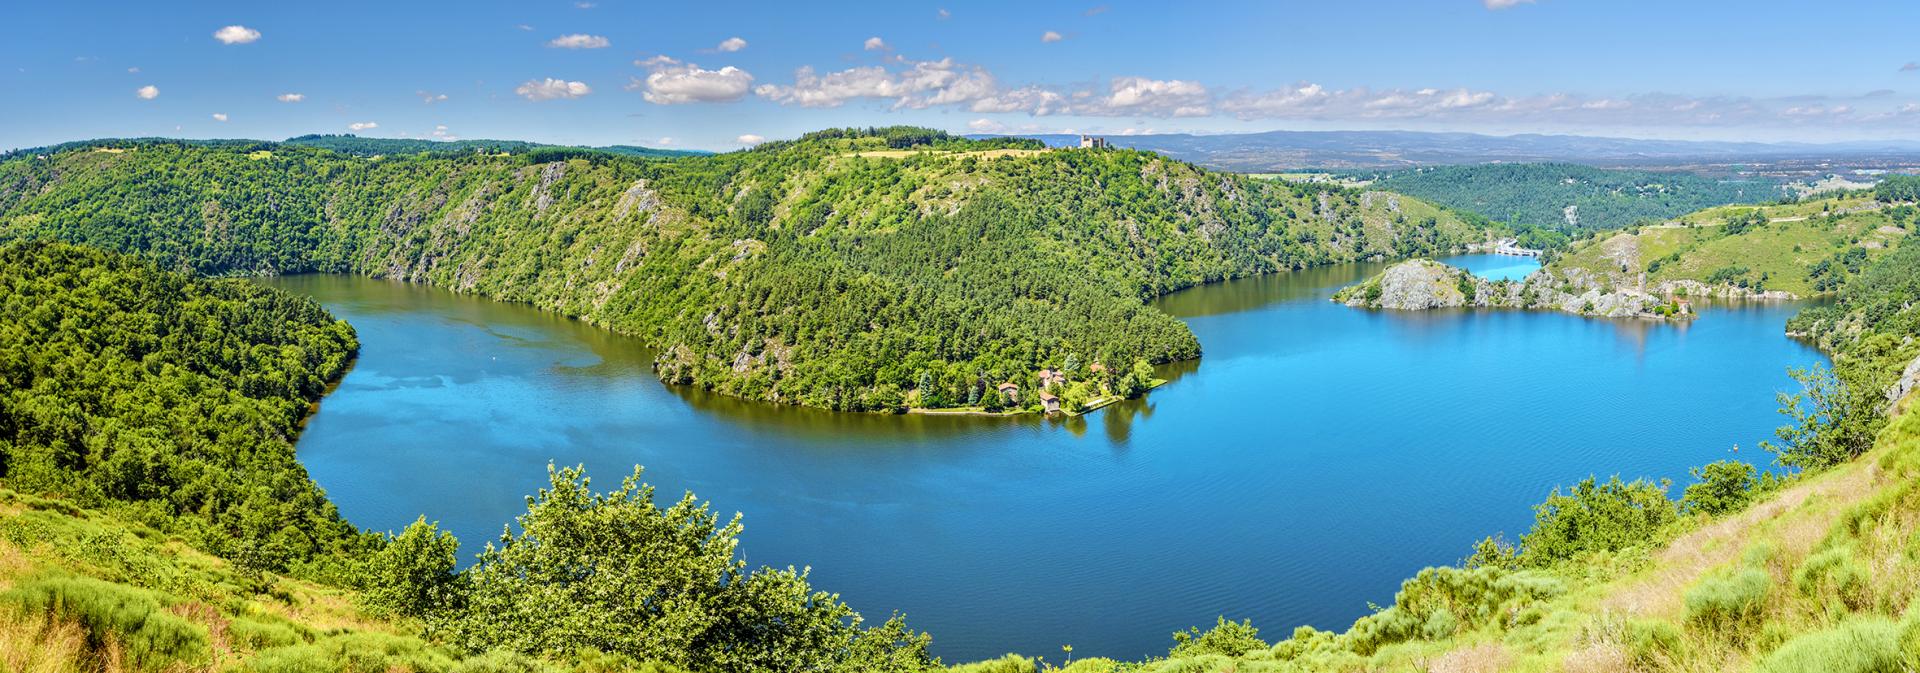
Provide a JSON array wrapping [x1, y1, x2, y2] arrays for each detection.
[[969, 130, 1920, 171]]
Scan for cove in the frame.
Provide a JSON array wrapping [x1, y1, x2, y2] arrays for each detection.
[[263, 254, 1823, 663]]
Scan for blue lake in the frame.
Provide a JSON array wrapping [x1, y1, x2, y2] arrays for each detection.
[[265, 255, 1823, 663]]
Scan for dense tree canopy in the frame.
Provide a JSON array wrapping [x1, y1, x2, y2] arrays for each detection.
[[1362, 163, 1780, 231], [0, 240, 371, 574], [0, 129, 1483, 411]]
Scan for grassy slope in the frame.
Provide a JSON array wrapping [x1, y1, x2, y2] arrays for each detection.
[[1549, 195, 1912, 297]]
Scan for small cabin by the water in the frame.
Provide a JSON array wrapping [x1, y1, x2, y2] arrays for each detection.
[[1038, 369, 1066, 387], [1038, 390, 1061, 414], [996, 382, 1020, 403]]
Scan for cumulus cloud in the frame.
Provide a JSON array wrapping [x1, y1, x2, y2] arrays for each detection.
[[431, 124, 458, 141], [1101, 77, 1211, 116], [864, 36, 887, 50], [717, 36, 747, 52], [736, 134, 766, 145], [211, 113, 228, 122], [967, 118, 1005, 133], [632, 56, 753, 104], [548, 34, 609, 49], [135, 85, 158, 100], [516, 78, 592, 101], [937, 8, 951, 19], [1484, 0, 1535, 8], [127, 67, 139, 73], [755, 57, 996, 109], [347, 121, 378, 131], [277, 93, 304, 102], [1041, 31, 1064, 43], [419, 91, 448, 104], [213, 25, 261, 44]]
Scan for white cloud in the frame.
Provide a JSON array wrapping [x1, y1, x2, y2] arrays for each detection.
[[1102, 76, 1210, 116], [419, 91, 449, 104], [211, 113, 228, 122], [1484, 0, 1535, 8], [431, 124, 459, 141], [967, 118, 1005, 133], [516, 78, 592, 101], [277, 92, 304, 102], [755, 57, 996, 109], [737, 134, 766, 145], [864, 36, 887, 51], [548, 34, 609, 49], [574, 1, 595, 7], [937, 8, 951, 19], [348, 121, 378, 131], [126, 67, 139, 73], [212, 25, 261, 44], [1041, 31, 1064, 43], [717, 36, 747, 52], [656, 137, 674, 145], [516, 24, 534, 31], [135, 85, 158, 100], [633, 56, 753, 104]]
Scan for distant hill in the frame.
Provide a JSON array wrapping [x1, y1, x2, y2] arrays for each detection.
[[970, 129, 1920, 171], [282, 134, 707, 158], [1, 135, 707, 161], [1358, 163, 1786, 231]]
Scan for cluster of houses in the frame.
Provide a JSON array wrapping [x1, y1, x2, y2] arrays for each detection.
[[994, 363, 1109, 414]]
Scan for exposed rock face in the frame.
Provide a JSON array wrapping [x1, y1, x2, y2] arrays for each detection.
[[1890, 353, 1920, 407], [1367, 259, 1469, 310]]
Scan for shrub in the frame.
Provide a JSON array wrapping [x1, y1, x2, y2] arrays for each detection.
[[1170, 617, 1267, 658], [1680, 460, 1758, 516], [447, 650, 567, 673], [227, 614, 310, 650], [1683, 568, 1769, 633], [243, 631, 454, 673], [363, 516, 462, 620], [1, 574, 210, 671], [1792, 545, 1870, 611], [1519, 476, 1677, 567], [1624, 618, 1686, 667], [1755, 618, 1906, 673], [946, 654, 1035, 673]]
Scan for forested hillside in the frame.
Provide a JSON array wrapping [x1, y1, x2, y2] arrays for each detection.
[[0, 241, 372, 578], [0, 128, 1483, 411], [1362, 163, 1781, 231], [281, 134, 707, 158]]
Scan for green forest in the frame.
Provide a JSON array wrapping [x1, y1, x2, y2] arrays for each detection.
[[1360, 163, 1783, 231], [0, 127, 1483, 412]]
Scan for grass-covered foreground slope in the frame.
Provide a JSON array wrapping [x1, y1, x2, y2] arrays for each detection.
[[0, 128, 1482, 412], [1548, 193, 1915, 298]]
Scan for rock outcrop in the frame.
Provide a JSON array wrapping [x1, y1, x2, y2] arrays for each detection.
[[1333, 259, 1707, 321]]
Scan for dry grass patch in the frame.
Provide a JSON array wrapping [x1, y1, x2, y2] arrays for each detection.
[[1426, 642, 1513, 673], [1599, 459, 1879, 620]]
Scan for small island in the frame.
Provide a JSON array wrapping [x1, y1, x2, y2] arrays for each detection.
[[1332, 258, 1703, 320]]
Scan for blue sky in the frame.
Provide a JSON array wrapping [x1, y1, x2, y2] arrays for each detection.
[[5, 0, 1920, 151]]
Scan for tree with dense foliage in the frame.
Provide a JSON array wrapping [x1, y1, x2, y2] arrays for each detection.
[[443, 464, 933, 672], [364, 517, 464, 620], [1762, 364, 1879, 470], [1517, 476, 1677, 567], [1679, 460, 1762, 516]]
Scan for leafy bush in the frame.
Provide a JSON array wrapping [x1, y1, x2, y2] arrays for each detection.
[[1519, 476, 1677, 567], [1680, 460, 1759, 516], [442, 464, 933, 672], [0, 574, 210, 670], [1342, 566, 1562, 654], [363, 516, 463, 620], [1624, 618, 1687, 667], [1169, 617, 1266, 658]]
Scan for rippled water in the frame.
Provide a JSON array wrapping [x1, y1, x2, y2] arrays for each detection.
[[265, 255, 1823, 662]]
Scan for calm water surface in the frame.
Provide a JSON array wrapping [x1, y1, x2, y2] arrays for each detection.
[[265, 254, 1823, 662]]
